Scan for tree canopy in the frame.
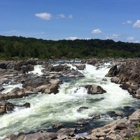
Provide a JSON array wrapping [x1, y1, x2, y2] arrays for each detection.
[[0, 35, 140, 60]]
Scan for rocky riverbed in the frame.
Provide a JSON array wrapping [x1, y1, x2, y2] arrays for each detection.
[[0, 58, 140, 140]]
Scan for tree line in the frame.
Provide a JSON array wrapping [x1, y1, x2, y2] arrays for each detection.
[[0, 35, 140, 60]]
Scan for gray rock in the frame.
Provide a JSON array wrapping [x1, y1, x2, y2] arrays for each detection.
[[85, 84, 106, 94]]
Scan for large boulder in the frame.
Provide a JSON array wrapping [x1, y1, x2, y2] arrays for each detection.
[[23, 77, 60, 94], [105, 65, 119, 77], [50, 65, 70, 72], [85, 84, 106, 94], [22, 77, 50, 90], [0, 102, 14, 115], [0, 63, 7, 69]]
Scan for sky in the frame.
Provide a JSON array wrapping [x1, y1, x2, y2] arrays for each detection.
[[0, 0, 140, 43]]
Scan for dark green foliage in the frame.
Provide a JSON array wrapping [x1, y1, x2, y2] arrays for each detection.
[[0, 35, 140, 59]]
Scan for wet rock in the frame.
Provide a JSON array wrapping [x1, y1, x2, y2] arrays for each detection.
[[105, 65, 119, 77], [23, 102, 30, 108], [0, 86, 4, 91], [22, 76, 49, 90], [90, 114, 101, 120], [0, 102, 14, 115], [52, 124, 64, 129], [77, 106, 89, 112], [75, 64, 85, 70], [102, 78, 107, 81], [0, 87, 36, 101], [57, 128, 76, 138], [120, 83, 130, 90], [85, 84, 106, 94], [123, 106, 131, 109], [77, 121, 89, 126], [50, 64, 70, 72]]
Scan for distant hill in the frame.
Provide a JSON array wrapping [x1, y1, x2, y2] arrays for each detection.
[[0, 35, 140, 59]]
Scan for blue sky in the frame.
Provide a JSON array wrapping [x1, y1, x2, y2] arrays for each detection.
[[0, 0, 140, 43]]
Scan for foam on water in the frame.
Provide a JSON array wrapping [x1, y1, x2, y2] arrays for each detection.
[[29, 65, 44, 75], [0, 63, 139, 138], [1, 83, 22, 94]]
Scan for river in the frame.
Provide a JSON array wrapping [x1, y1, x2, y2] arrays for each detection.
[[0, 63, 139, 139]]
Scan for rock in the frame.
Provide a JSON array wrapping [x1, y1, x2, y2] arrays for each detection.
[[3, 134, 17, 140], [22, 77, 50, 90], [77, 106, 89, 112], [57, 128, 76, 137], [52, 124, 64, 129], [102, 78, 107, 81], [0, 63, 7, 69], [111, 77, 120, 83], [50, 65, 70, 72], [0, 86, 4, 91], [8, 87, 25, 98], [24, 132, 57, 140], [85, 84, 106, 94], [105, 65, 119, 77], [120, 83, 130, 90], [75, 64, 85, 70], [136, 88, 140, 95], [0, 102, 14, 115], [23, 102, 30, 108]]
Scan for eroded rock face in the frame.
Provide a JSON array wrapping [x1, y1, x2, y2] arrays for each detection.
[[85, 84, 106, 94], [106, 60, 140, 99], [105, 65, 119, 77]]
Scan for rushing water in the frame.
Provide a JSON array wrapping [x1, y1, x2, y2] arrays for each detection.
[[0, 63, 139, 139]]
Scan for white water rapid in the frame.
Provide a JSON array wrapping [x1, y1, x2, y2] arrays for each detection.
[[0, 63, 139, 139]]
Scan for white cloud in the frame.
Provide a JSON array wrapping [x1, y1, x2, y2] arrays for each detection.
[[35, 12, 52, 20], [127, 37, 135, 40], [92, 29, 102, 34], [68, 14, 73, 18], [122, 20, 132, 24], [135, 41, 139, 43], [66, 37, 78, 40], [133, 20, 140, 28], [112, 34, 119, 39], [106, 34, 120, 40], [57, 14, 65, 18]]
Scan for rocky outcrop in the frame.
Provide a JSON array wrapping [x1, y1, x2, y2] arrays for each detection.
[[23, 77, 60, 94], [0, 87, 35, 101], [42, 64, 84, 78], [0, 102, 30, 115], [105, 65, 119, 77], [106, 60, 140, 99], [85, 84, 106, 94], [85, 109, 140, 140], [3, 128, 76, 140]]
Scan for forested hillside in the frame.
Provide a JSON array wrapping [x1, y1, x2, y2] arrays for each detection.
[[0, 35, 140, 59]]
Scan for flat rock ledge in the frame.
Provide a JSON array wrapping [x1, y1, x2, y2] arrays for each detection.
[[3, 110, 140, 140]]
